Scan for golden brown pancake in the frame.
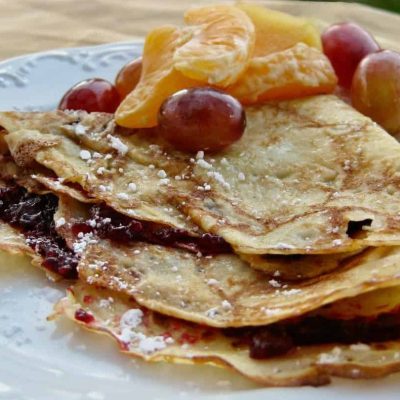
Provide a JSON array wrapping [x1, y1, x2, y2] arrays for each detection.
[[1, 170, 400, 386], [2, 95, 400, 255], [238, 251, 362, 280], [0, 156, 354, 282], [54, 195, 400, 328], [316, 285, 400, 319], [54, 281, 400, 387], [1, 155, 400, 329], [0, 110, 196, 232]]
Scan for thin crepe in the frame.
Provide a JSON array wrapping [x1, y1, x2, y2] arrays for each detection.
[[239, 251, 361, 280], [1, 178, 400, 386], [54, 281, 400, 387], [56, 195, 400, 328], [0, 110, 196, 232], [3, 95, 400, 254], [0, 154, 355, 283]]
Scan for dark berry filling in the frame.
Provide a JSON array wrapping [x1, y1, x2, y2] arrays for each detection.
[[0, 185, 78, 278], [0, 183, 230, 281], [72, 203, 231, 256], [224, 310, 400, 359]]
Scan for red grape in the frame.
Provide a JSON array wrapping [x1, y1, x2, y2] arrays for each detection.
[[322, 22, 380, 89], [158, 87, 245, 153], [58, 78, 120, 113], [351, 50, 400, 135], [115, 57, 143, 99]]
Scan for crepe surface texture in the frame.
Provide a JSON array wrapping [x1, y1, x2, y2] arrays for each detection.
[[51, 195, 400, 328], [0, 138, 400, 386], [0, 152, 356, 289], [54, 281, 400, 387], [2, 95, 400, 256], [2, 199, 399, 388]]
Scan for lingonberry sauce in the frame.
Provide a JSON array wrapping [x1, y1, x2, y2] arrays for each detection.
[[0, 182, 229, 281], [74, 308, 95, 324], [0, 185, 78, 278], [224, 311, 400, 359], [72, 203, 231, 255]]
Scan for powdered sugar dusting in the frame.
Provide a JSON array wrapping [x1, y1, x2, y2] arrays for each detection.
[[55, 217, 66, 228], [221, 300, 232, 311], [116, 192, 130, 200], [205, 307, 219, 318], [138, 336, 169, 354], [108, 135, 128, 155], [207, 171, 230, 189], [120, 309, 143, 330], [318, 347, 343, 364], [79, 150, 91, 160], [262, 307, 282, 317], [349, 343, 371, 352], [117, 308, 173, 354], [73, 232, 98, 254]]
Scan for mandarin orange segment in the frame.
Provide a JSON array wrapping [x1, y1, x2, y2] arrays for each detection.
[[115, 25, 200, 128], [237, 3, 322, 57], [173, 5, 255, 87], [115, 4, 334, 129], [227, 43, 337, 104]]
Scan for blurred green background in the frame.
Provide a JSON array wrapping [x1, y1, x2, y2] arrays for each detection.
[[300, 1, 400, 13]]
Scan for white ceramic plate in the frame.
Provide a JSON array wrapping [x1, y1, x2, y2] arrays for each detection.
[[1, 5, 400, 399]]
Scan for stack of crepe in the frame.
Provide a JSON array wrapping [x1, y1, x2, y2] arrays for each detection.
[[2, 94, 400, 386]]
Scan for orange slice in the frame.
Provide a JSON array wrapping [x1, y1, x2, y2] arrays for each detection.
[[227, 43, 337, 104], [115, 5, 335, 129], [237, 3, 322, 57], [173, 5, 255, 86], [115, 25, 199, 128]]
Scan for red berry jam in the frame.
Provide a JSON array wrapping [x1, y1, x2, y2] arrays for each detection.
[[224, 311, 400, 359], [72, 203, 231, 256], [249, 327, 293, 359], [74, 308, 95, 324], [0, 185, 78, 278]]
